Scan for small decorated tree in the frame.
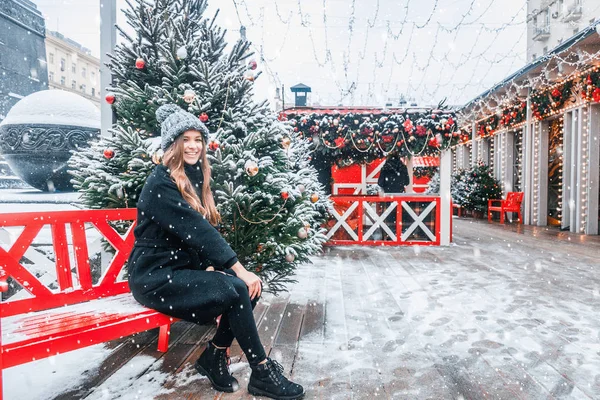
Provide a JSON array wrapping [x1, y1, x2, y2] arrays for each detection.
[[462, 162, 502, 212], [427, 163, 501, 214]]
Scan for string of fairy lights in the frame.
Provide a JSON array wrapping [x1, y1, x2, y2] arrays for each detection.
[[230, 0, 530, 107], [580, 105, 589, 233]]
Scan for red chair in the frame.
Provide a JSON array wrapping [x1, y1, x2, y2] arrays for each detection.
[[488, 192, 524, 224]]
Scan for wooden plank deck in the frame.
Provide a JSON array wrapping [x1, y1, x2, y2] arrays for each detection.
[[47, 218, 600, 399]]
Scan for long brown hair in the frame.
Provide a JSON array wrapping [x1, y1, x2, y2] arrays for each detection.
[[162, 132, 221, 226]]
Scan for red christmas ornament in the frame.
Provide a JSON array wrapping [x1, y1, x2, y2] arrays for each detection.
[[105, 93, 115, 104], [281, 191, 289, 200], [199, 113, 209, 123], [248, 60, 258, 70], [208, 140, 220, 151], [135, 57, 145, 69], [551, 88, 561, 98], [587, 75, 593, 85], [592, 87, 600, 103], [103, 148, 115, 159]]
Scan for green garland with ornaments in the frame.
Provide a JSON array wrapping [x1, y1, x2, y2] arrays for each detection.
[[476, 114, 499, 137], [413, 166, 438, 179], [580, 68, 600, 102], [282, 110, 460, 166], [530, 80, 574, 120], [499, 102, 526, 128], [462, 66, 600, 140]]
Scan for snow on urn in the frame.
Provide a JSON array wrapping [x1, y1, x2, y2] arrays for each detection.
[[0, 90, 100, 191]]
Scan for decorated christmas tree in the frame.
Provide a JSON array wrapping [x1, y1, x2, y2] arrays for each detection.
[[462, 162, 502, 212], [69, 0, 328, 293], [427, 162, 501, 213]]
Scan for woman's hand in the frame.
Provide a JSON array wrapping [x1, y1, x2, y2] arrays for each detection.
[[231, 262, 262, 300]]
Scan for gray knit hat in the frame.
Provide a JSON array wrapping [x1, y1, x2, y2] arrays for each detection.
[[156, 104, 209, 151]]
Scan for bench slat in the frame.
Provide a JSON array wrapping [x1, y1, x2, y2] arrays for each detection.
[[10, 311, 161, 351], [2, 311, 174, 369], [71, 221, 93, 290], [52, 223, 73, 291], [10, 306, 156, 336], [0, 281, 130, 317], [2, 294, 149, 343]]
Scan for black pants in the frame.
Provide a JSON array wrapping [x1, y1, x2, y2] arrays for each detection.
[[211, 270, 267, 366]]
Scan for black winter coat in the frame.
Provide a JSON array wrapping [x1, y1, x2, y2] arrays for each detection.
[[128, 163, 242, 324], [377, 157, 410, 194]]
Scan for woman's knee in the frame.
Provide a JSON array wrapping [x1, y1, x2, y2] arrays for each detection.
[[229, 276, 249, 295], [229, 276, 262, 305]]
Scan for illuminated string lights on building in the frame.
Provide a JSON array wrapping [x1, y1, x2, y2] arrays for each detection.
[[489, 136, 495, 172], [501, 133, 506, 190], [452, 149, 457, 173], [557, 119, 564, 222], [533, 122, 540, 225], [516, 129, 523, 192], [580, 105, 589, 233]]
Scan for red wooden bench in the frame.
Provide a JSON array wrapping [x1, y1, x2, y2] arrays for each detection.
[[488, 192, 524, 224], [0, 209, 176, 399]]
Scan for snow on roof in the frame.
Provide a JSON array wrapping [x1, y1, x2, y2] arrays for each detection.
[[0, 90, 100, 129]]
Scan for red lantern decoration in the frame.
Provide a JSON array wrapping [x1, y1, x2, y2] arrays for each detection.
[[103, 148, 115, 159], [135, 57, 145, 69], [199, 113, 209, 123], [105, 93, 115, 104]]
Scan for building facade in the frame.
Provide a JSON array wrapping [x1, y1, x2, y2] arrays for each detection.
[[455, 22, 600, 236], [0, 0, 48, 121], [45, 30, 101, 108], [528, 0, 600, 61]]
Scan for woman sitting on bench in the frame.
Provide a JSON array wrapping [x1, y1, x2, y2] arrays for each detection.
[[127, 104, 304, 400]]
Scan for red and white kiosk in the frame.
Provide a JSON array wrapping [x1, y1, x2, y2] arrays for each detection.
[[281, 107, 455, 247]]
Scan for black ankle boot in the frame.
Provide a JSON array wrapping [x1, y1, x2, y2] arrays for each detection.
[[195, 342, 240, 392], [248, 358, 305, 400]]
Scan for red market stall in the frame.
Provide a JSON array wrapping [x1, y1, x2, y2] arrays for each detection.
[[280, 106, 457, 246]]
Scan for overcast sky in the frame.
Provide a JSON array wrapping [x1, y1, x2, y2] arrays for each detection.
[[33, 0, 528, 108]]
